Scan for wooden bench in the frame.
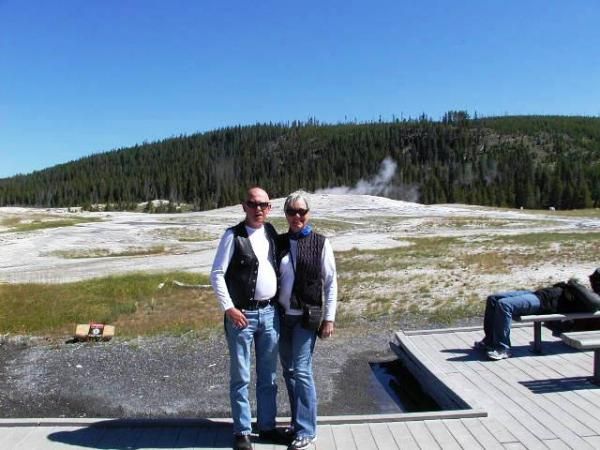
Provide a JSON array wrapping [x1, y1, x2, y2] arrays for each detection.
[[514, 311, 600, 353], [561, 330, 600, 384]]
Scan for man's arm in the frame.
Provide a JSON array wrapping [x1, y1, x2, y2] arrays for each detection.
[[211, 229, 249, 328], [210, 229, 236, 311]]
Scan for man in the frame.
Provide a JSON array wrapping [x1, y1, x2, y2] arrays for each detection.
[[475, 268, 600, 360], [211, 187, 285, 450]]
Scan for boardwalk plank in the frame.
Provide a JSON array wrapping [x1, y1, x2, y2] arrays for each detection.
[[254, 435, 277, 450], [95, 426, 143, 449], [513, 355, 600, 435], [425, 420, 461, 449], [212, 426, 233, 449], [459, 418, 504, 450], [502, 357, 597, 437], [484, 358, 596, 446], [316, 425, 337, 450], [533, 349, 600, 405], [406, 421, 440, 449], [331, 424, 357, 450], [131, 426, 181, 449], [0, 427, 33, 448], [583, 435, 600, 448], [174, 427, 202, 449], [543, 438, 572, 449], [479, 417, 519, 445], [373, 422, 408, 450], [349, 423, 378, 450], [254, 441, 277, 449], [388, 422, 419, 450], [442, 419, 483, 450], [416, 334, 456, 373], [437, 332, 555, 449], [45, 425, 107, 449], [441, 329, 598, 448], [13, 427, 78, 450]]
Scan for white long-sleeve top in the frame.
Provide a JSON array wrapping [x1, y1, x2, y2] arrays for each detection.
[[210, 225, 277, 312], [277, 237, 337, 322]]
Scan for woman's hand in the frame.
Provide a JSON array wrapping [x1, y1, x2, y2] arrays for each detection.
[[319, 320, 334, 339]]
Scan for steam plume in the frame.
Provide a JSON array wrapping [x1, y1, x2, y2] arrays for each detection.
[[315, 157, 398, 196]]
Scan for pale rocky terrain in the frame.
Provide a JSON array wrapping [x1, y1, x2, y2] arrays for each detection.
[[1, 194, 598, 285]]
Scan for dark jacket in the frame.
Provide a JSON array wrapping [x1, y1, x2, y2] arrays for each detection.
[[535, 284, 566, 313], [535, 280, 600, 314], [224, 221, 279, 309]]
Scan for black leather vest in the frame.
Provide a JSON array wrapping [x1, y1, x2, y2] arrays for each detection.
[[224, 221, 279, 308], [291, 232, 325, 307]]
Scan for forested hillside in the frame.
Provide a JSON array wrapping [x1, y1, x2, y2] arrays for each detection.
[[1, 114, 599, 210]]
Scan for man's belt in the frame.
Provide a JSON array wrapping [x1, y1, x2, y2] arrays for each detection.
[[244, 298, 275, 311]]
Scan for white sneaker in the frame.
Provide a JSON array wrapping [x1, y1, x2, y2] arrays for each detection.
[[289, 435, 317, 450], [487, 349, 511, 360]]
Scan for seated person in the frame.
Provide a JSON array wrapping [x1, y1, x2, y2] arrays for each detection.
[[475, 268, 600, 361]]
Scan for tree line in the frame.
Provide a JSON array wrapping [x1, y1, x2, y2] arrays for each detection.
[[1, 114, 599, 211]]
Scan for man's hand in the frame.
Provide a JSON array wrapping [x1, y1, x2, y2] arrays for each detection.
[[319, 320, 334, 339], [225, 307, 248, 329]]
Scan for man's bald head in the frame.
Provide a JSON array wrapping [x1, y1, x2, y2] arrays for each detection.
[[242, 187, 272, 229]]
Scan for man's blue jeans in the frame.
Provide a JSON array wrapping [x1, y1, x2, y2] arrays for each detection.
[[279, 314, 318, 439], [483, 290, 541, 351], [224, 305, 279, 435]]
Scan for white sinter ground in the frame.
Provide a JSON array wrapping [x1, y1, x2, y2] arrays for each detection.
[[0, 194, 598, 291]]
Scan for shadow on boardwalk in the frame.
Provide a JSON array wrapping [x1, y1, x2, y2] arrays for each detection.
[[47, 419, 235, 449]]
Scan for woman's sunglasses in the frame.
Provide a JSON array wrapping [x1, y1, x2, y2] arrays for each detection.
[[285, 208, 309, 217]]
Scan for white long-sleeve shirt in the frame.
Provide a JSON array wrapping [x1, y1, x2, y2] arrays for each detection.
[[278, 237, 337, 322], [210, 225, 277, 311]]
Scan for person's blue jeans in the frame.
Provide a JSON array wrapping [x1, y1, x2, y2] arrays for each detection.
[[483, 290, 541, 351], [224, 305, 279, 435], [279, 314, 318, 439]]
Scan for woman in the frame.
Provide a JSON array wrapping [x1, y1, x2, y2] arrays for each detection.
[[277, 191, 337, 450]]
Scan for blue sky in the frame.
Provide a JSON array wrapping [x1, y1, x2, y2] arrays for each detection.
[[1, 1, 599, 178]]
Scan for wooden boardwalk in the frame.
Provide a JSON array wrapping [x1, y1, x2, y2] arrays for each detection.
[[2, 325, 600, 449]]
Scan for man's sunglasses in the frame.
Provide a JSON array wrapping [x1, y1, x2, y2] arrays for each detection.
[[245, 201, 271, 209], [285, 208, 309, 217]]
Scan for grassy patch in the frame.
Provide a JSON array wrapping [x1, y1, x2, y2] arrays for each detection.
[[1, 215, 101, 232], [527, 208, 600, 218], [266, 218, 287, 233], [0, 272, 220, 337], [153, 227, 217, 242], [337, 236, 457, 273], [339, 231, 600, 277], [437, 216, 551, 229], [425, 294, 483, 326], [46, 246, 168, 259], [266, 217, 356, 235], [492, 231, 600, 246], [310, 218, 356, 234], [364, 296, 394, 318]]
